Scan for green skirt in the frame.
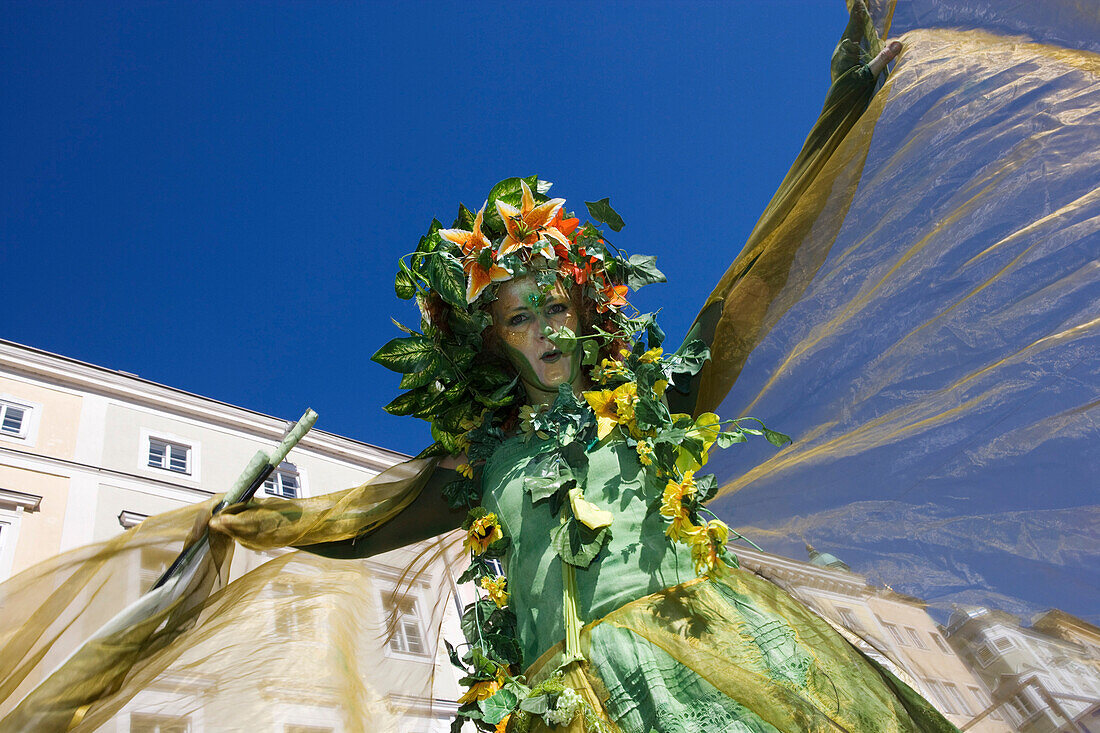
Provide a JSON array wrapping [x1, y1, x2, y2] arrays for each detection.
[[519, 570, 956, 733]]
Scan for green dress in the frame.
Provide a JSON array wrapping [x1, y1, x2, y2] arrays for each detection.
[[481, 435, 956, 733]]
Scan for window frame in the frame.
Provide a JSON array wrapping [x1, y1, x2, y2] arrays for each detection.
[[930, 631, 952, 655], [264, 461, 303, 499], [378, 588, 431, 661], [905, 626, 928, 649], [0, 395, 41, 446], [140, 429, 201, 482]]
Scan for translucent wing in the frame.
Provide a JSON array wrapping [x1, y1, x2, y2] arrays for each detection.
[[706, 0, 1100, 624]]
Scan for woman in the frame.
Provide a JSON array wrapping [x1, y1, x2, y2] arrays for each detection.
[[231, 143, 955, 730], [3, 8, 946, 731]]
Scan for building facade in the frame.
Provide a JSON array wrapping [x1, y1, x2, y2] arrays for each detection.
[[945, 607, 1100, 732], [734, 545, 1013, 732], [0, 339, 470, 733]]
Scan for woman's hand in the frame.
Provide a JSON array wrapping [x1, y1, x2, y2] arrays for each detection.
[[869, 40, 903, 76]]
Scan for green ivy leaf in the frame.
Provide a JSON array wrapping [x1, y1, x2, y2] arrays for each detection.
[[372, 336, 437, 373], [551, 516, 610, 568], [461, 600, 499, 648], [694, 473, 718, 503], [479, 688, 519, 725], [581, 339, 600, 366], [453, 203, 476, 230], [427, 250, 466, 309], [624, 254, 666, 290], [517, 691, 547, 713], [383, 387, 436, 416], [646, 319, 666, 348], [445, 639, 466, 671], [584, 197, 625, 232], [457, 560, 491, 584], [764, 428, 792, 447], [484, 632, 522, 666], [395, 260, 417, 299], [634, 394, 665, 432], [520, 693, 551, 715], [671, 339, 710, 376], [715, 429, 747, 448]]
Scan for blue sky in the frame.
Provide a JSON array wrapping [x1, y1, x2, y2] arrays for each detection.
[[3, 1, 852, 455]]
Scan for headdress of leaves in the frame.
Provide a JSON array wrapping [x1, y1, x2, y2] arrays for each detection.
[[371, 175, 666, 482]]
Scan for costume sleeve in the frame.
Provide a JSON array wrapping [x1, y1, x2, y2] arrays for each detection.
[[688, 1, 888, 415]]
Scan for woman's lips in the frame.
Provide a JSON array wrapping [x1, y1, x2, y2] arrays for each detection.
[[540, 350, 563, 363]]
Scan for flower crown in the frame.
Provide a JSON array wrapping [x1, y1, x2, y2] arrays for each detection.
[[372, 176, 667, 458]]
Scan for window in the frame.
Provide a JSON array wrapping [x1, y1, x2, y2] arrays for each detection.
[[272, 581, 319, 638], [975, 644, 995, 666], [385, 596, 426, 656], [923, 679, 956, 714], [931, 631, 952, 654], [835, 606, 861, 630], [148, 438, 191, 474], [993, 636, 1014, 651], [264, 462, 301, 498], [904, 626, 928, 649], [881, 621, 908, 646], [942, 682, 972, 715], [1007, 691, 1039, 722], [0, 401, 28, 437], [139, 546, 178, 594], [967, 685, 1002, 720], [130, 713, 190, 733]]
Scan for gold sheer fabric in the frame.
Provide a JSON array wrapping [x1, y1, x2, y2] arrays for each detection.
[[0, 462, 452, 732], [2, 0, 1097, 730], [706, 1, 1100, 621]]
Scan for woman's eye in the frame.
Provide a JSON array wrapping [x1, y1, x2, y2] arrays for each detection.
[[547, 303, 567, 316], [508, 314, 528, 326]]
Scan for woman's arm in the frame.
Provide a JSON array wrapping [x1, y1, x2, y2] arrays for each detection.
[[295, 464, 467, 559]]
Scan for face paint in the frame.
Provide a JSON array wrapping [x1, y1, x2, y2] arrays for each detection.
[[491, 276, 584, 404]]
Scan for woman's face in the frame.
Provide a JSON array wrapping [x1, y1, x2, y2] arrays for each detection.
[[490, 276, 583, 400]]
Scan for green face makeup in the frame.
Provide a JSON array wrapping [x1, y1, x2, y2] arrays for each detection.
[[491, 277, 584, 404]]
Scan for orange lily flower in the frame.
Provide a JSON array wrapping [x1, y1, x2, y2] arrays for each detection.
[[495, 181, 567, 257], [440, 206, 511, 302], [597, 281, 629, 312]]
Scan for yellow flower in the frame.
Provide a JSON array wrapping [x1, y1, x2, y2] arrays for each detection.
[[568, 487, 614, 530], [495, 181, 568, 257], [612, 382, 638, 423], [653, 379, 668, 397], [456, 463, 475, 480], [495, 715, 511, 733], [636, 440, 654, 466], [457, 669, 506, 704], [690, 519, 731, 574], [669, 412, 721, 474], [583, 381, 640, 440], [661, 471, 700, 542], [583, 388, 619, 440], [639, 347, 663, 363], [481, 575, 509, 608], [464, 513, 503, 555], [592, 358, 629, 384]]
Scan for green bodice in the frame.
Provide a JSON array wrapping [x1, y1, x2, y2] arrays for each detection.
[[480, 434, 697, 665]]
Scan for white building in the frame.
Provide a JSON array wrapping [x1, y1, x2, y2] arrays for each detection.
[[0, 338, 470, 733], [944, 606, 1100, 732], [735, 544, 1013, 732]]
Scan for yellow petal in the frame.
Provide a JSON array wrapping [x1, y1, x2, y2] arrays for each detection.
[[569, 488, 614, 530], [596, 416, 617, 440], [519, 180, 535, 213], [466, 264, 491, 303], [525, 199, 564, 230], [439, 228, 474, 246]]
